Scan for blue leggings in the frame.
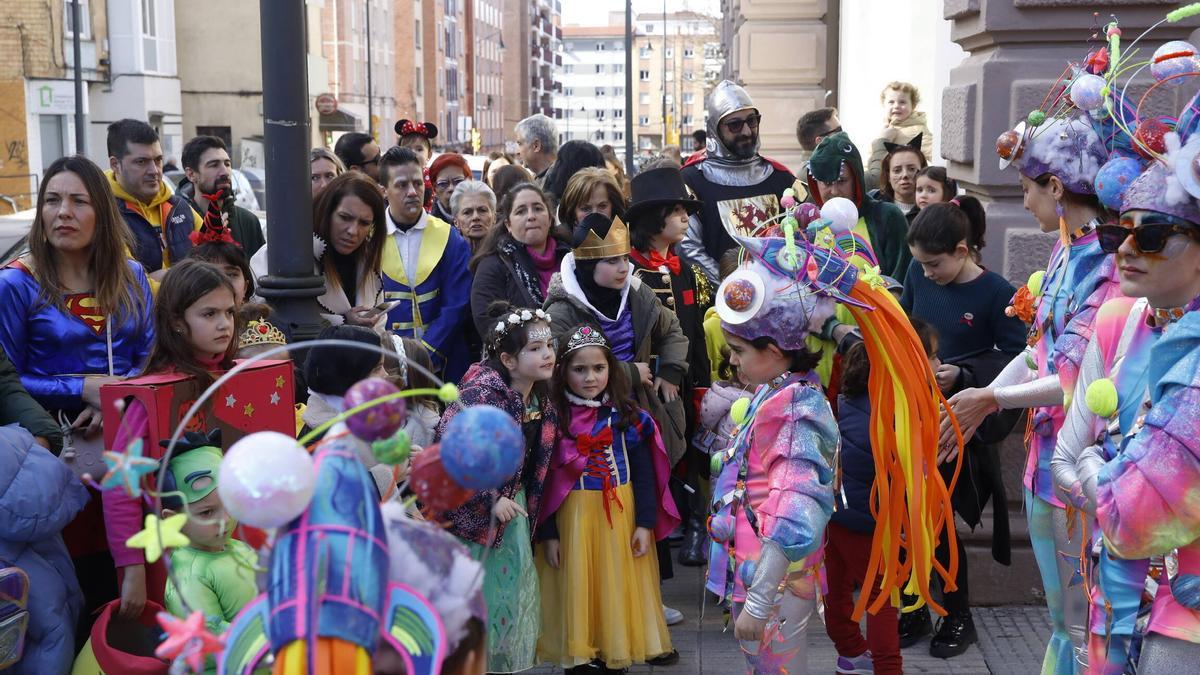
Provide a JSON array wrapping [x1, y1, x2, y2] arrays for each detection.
[[1026, 490, 1089, 674]]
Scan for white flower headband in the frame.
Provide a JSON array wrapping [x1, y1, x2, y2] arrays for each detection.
[[489, 308, 552, 353]]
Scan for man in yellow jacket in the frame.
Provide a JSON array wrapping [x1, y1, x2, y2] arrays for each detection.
[[106, 119, 201, 281]]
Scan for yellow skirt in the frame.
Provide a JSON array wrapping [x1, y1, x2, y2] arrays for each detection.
[[535, 482, 673, 669]]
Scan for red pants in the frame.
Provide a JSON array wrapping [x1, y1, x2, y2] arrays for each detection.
[[823, 521, 902, 674]]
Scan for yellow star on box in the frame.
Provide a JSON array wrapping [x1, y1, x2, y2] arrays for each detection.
[[243, 403, 255, 417], [126, 513, 190, 563], [275, 375, 286, 389]]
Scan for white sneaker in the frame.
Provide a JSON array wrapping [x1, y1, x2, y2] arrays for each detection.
[[663, 604, 684, 626]]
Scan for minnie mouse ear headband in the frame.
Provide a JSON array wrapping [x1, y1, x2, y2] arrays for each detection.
[[395, 119, 439, 140], [882, 132, 924, 156]]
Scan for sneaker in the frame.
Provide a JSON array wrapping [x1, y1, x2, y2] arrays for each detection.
[[898, 605, 932, 647], [662, 604, 684, 626], [836, 650, 874, 674], [929, 611, 977, 659]]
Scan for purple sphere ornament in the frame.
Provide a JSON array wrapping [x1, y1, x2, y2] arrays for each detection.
[[708, 513, 736, 544], [342, 377, 406, 442], [1094, 156, 1144, 211], [440, 405, 524, 490], [1068, 73, 1106, 111]]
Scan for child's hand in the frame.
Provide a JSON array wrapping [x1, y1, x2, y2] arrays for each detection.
[[635, 362, 654, 387], [544, 539, 561, 569], [935, 364, 960, 394], [734, 610, 768, 642], [654, 378, 680, 403], [492, 496, 527, 524], [631, 526, 653, 558], [118, 563, 147, 620]]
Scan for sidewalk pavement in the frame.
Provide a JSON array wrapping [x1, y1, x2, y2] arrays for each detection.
[[529, 562, 1053, 674]]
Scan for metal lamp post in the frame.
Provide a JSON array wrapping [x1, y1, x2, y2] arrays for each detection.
[[256, 0, 325, 341]]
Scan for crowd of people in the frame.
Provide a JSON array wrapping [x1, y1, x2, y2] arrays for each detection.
[[6, 17, 1200, 673]]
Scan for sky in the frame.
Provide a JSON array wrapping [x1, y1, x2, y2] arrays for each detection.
[[561, 0, 721, 27]]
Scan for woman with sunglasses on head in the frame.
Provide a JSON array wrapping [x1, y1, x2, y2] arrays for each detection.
[[942, 115, 1123, 674]]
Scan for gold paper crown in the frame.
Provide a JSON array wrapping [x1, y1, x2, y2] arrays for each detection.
[[238, 319, 288, 349], [574, 215, 631, 260]]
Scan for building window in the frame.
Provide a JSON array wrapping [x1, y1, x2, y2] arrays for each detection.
[[643, 23, 654, 33], [596, 42, 606, 51], [682, 115, 693, 125], [141, 0, 159, 71], [415, 19, 422, 48], [683, 71, 694, 81], [612, 41, 622, 50], [614, 131, 623, 141], [595, 87, 605, 96], [614, 87, 624, 96], [683, 92, 694, 105], [564, 64, 574, 74], [196, 126, 233, 151], [665, 47, 673, 58], [596, 130, 605, 141], [594, 109, 604, 119], [639, 70, 650, 81], [613, 109, 623, 118], [613, 64, 624, 73], [564, 87, 573, 96], [640, 136, 653, 149], [639, 116, 649, 126], [666, 71, 674, 82], [639, 47, 650, 58], [65, 0, 91, 39], [416, 66, 422, 95], [595, 64, 604, 73], [683, 46, 694, 58], [640, 93, 650, 105], [665, 94, 674, 105]]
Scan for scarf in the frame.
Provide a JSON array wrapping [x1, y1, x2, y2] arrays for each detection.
[[630, 247, 680, 275], [574, 258, 623, 320], [526, 238, 559, 296], [327, 247, 359, 306]]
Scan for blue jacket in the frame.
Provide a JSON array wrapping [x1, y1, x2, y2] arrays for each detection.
[[381, 214, 474, 384], [0, 424, 89, 674], [0, 260, 155, 414], [832, 392, 876, 534]]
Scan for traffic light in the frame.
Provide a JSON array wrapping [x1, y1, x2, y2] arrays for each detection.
[[471, 128, 482, 154]]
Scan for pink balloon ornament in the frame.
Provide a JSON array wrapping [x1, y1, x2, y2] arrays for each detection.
[[218, 431, 316, 529], [343, 377, 407, 442]]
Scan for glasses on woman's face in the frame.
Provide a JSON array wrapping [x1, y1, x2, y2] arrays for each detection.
[[1097, 213, 1199, 254], [436, 176, 467, 191], [722, 113, 762, 134]]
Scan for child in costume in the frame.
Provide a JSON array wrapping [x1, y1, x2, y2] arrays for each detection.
[[947, 111, 1124, 673], [185, 226, 254, 306], [102, 259, 239, 626], [437, 301, 559, 674], [626, 164, 713, 568], [377, 502, 489, 675], [159, 430, 257, 672], [536, 324, 681, 672], [380, 334, 441, 450], [899, 200, 1027, 656], [708, 227, 954, 674]]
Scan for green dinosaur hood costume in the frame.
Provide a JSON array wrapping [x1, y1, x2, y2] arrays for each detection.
[[805, 132, 912, 281]]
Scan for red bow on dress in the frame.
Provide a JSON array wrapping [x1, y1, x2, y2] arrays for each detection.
[[631, 248, 680, 275], [577, 426, 624, 527], [400, 120, 429, 137]]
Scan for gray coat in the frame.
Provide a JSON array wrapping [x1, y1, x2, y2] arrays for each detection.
[[543, 269, 691, 465]]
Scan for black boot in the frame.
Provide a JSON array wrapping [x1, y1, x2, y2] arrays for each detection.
[[929, 611, 977, 659], [898, 604, 932, 648], [678, 513, 708, 567]]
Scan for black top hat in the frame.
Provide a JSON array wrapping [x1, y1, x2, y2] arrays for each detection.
[[625, 166, 704, 223]]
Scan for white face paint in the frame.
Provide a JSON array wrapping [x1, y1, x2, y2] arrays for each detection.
[[526, 326, 553, 344]]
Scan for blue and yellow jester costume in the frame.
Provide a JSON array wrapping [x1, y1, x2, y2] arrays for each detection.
[[380, 212, 474, 383]]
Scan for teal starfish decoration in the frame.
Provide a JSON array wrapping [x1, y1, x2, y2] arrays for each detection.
[[101, 438, 159, 498]]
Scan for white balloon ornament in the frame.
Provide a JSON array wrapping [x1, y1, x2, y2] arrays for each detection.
[[1151, 41, 1200, 87], [820, 197, 859, 234], [1069, 74, 1107, 112], [218, 431, 316, 529]]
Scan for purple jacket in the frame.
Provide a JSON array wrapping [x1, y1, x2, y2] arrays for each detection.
[[436, 363, 558, 547]]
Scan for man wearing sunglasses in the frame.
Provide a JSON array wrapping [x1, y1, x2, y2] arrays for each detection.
[[680, 80, 797, 283]]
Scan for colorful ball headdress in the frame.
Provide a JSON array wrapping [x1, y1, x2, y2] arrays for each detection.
[[716, 207, 963, 620]]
